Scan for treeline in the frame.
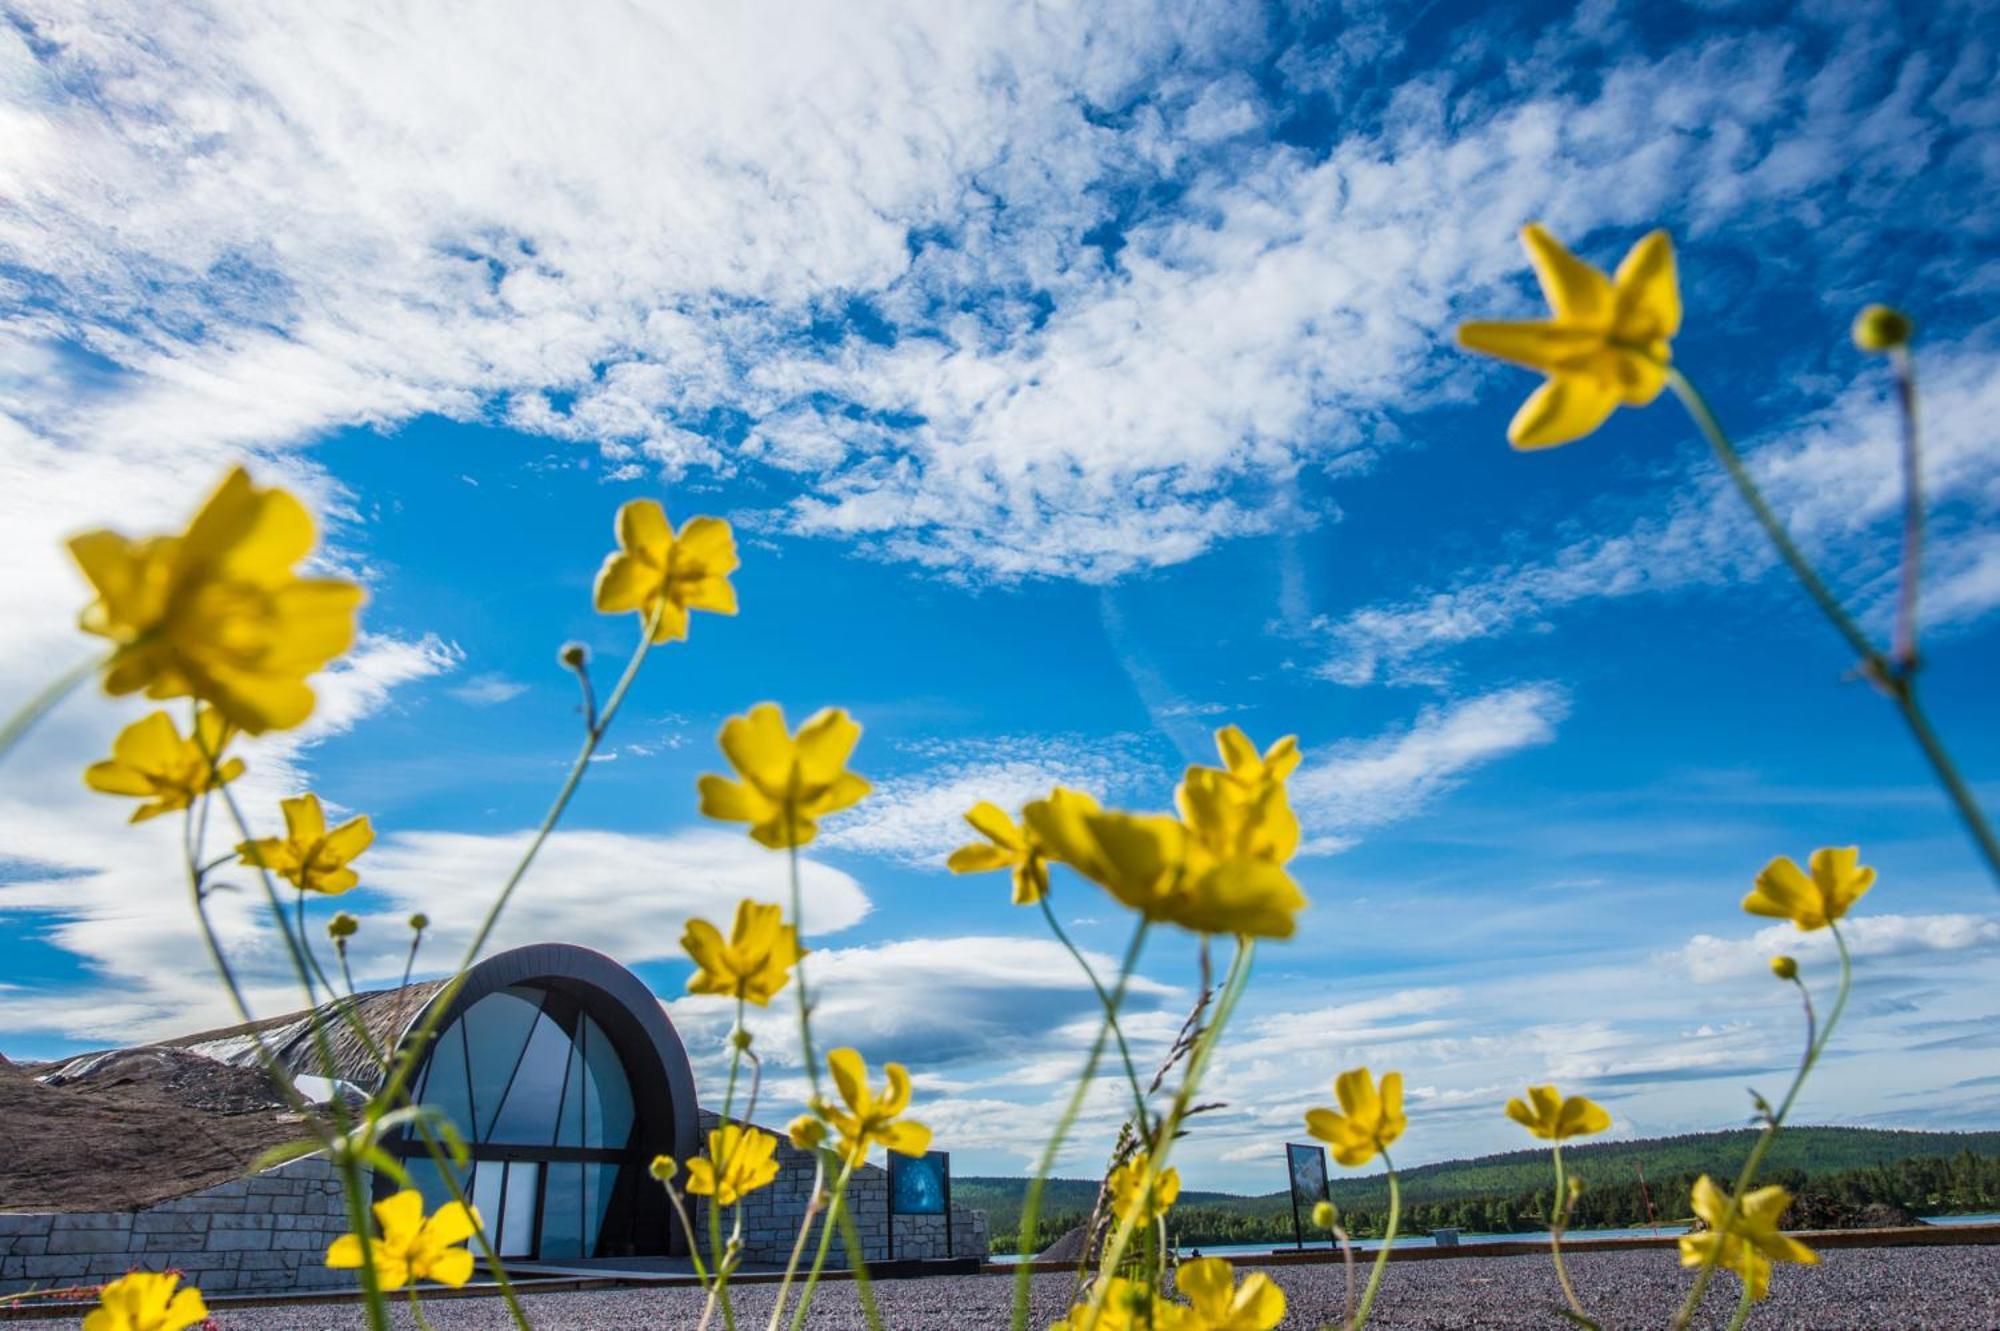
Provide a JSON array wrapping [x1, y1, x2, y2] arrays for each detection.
[[983, 1142, 2000, 1253]]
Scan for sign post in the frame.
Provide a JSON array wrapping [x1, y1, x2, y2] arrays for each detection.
[[1285, 1142, 1332, 1251], [887, 1149, 951, 1263]]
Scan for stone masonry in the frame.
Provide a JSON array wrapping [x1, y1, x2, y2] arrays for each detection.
[[690, 1112, 987, 1267], [0, 1155, 353, 1297]]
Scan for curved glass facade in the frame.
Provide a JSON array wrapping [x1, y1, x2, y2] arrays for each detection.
[[394, 984, 643, 1260]]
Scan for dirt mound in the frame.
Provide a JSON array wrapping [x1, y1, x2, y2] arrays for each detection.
[[0, 1050, 321, 1213]]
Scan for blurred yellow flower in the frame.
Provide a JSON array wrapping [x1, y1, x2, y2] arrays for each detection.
[[697, 703, 869, 849], [684, 1124, 781, 1207], [946, 801, 1051, 905], [788, 1114, 828, 1151], [1678, 1175, 1818, 1301], [682, 899, 804, 1006], [1212, 726, 1302, 790], [83, 1271, 208, 1331], [1504, 1085, 1610, 1141], [592, 499, 739, 643], [1024, 788, 1303, 939], [1177, 1258, 1286, 1331], [1457, 224, 1681, 449], [649, 1154, 678, 1182], [1051, 1276, 1188, 1331], [236, 792, 374, 895], [1743, 846, 1874, 930], [1175, 726, 1307, 938], [326, 1188, 480, 1289], [1107, 1149, 1181, 1226], [1306, 1067, 1406, 1167], [83, 707, 243, 822], [67, 466, 364, 734], [821, 1046, 931, 1167]]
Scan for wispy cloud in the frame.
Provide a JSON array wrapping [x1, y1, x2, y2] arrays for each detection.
[[446, 672, 528, 707]]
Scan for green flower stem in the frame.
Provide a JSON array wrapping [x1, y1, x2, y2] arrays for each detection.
[[703, 1004, 749, 1331], [786, 838, 824, 1104], [1889, 345, 1923, 671], [1547, 1145, 1596, 1329], [1668, 368, 2000, 889], [0, 652, 102, 765], [764, 1152, 826, 1331], [834, 1199, 884, 1331], [1723, 1280, 1757, 1331], [663, 1182, 716, 1293], [1672, 926, 1852, 1331], [1038, 896, 1151, 1137], [787, 1155, 858, 1331], [374, 610, 660, 1117], [1010, 919, 1151, 1331], [1347, 1153, 1400, 1331], [1084, 939, 1255, 1330]]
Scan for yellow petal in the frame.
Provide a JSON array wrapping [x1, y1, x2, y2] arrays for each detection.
[[423, 1201, 479, 1247], [281, 793, 328, 844], [1456, 320, 1605, 375], [674, 515, 740, 573], [962, 801, 1024, 851], [1504, 1096, 1541, 1136], [1175, 1257, 1234, 1311], [326, 1233, 364, 1269], [819, 771, 871, 815], [718, 704, 794, 795], [85, 759, 158, 797], [425, 1246, 476, 1288], [1522, 223, 1613, 326], [947, 842, 1016, 874], [1612, 229, 1681, 342], [1743, 856, 1821, 929], [372, 1188, 426, 1240], [880, 1061, 912, 1116], [679, 574, 739, 615], [828, 1047, 868, 1114], [617, 499, 672, 559], [1214, 726, 1258, 775], [793, 708, 861, 788], [878, 1119, 932, 1157], [1507, 373, 1622, 450], [593, 552, 656, 614], [697, 774, 769, 825], [322, 815, 374, 863]]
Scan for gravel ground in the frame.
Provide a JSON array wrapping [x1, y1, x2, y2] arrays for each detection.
[[11, 1246, 1997, 1330]]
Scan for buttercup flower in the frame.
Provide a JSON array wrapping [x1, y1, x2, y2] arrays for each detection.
[[1457, 224, 1681, 449], [237, 793, 374, 895], [1174, 727, 1307, 938], [649, 1154, 678, 1182], [83, 1271, 208, 1331], [947, 801, 1053, 905], [1306, 1067, 1407, 1167], [1107, 1149, 1181, 1225], [1051, 1276, 1189, 1331], [1504, 1085, 1610, 1141], [83, 707, 243, 822], [593, 499, 738, 643], [1177, 1258, 1286, 1331], [684, 1125, 781, 1207], [820, 1047, 931, 1166], [1678, 1175, 1818, 1301], [788, 1114, 828, 1151], [1743, 846, 1875, 931], [697, 703, 870, 849], [326, 1189, 480, 1289], [68, 466, 364, 734], [682, 899, 805, 1006], [1212, 726, 1302, 791]]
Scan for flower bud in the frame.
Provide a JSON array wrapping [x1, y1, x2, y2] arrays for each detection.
[[326, 911, 359, 941], [1770, 955, 1799, 981], [1568, 1175, 1586, 1202], [788, 1115, 828, 1151], [408, 912, 430, 932], [730, 1027, 754, 1052], [1852, 305, 1913, 353], [649, 1154, 678, 1182], [1311, 1200, 1338, 1231], [559, 642, 590, 670]]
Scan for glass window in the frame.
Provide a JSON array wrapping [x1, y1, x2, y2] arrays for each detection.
[[414, 1023, 476, 1145], [538, 1162, 584, 1260], [580, 1015, 634, 1151], [499, 1162, 540, 1258], [470, 1160, 506, 1247], [488, 1010, 573, 1145], [554, 1039, 586, 1148], [460, 988, 543, 1138], [584, 1163, 621, 1256]]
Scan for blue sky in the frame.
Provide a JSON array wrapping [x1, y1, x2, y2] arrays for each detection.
[[2, 0, 1997, 1189]]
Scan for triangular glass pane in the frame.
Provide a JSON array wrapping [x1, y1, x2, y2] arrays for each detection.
[[460, 987, 543, 1139], [581, 1015, 634, 1150], [489, 1009, 572, 1144]]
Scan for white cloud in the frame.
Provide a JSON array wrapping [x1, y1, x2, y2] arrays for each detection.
[[1319, 348, 2000, 685], [446, 673, 529, 707], [819, 735, 1155, 865], [1674, 913, 2000, 984], [1290, 683, 1567, 848]]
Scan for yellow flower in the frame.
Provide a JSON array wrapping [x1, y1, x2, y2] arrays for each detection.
[[788, 1114, 828, 1151], [67, 466, 364, 734], [326, 1189, 480, 1289], [682, 899, 805, 1006], [649, 1154, 678, 1182], [1174, 726, 1307, 938], [83, 707, 244, 822], [1305, 1067, 1406, 1167], [1024, 788, 1303, 939], [1743, 846, 1875, 930], [83, 1271, 208, 1331], [236, 792, 374, 895], [683, 1124, 781, 1207], [1107, 1149, 1181, 1226], [697, 703, 870, 849], [1504, 1085, 1610, 1141], [1457, 224, 1681, 449], [1051, 1276, 1192, 1331], [946, 801, 1052, 905], [593, 499, 738, 643], [1176, 1258, 1286, 1331], [820, 1047, 931, 1167], [1678, 1175, 1818, 1302]]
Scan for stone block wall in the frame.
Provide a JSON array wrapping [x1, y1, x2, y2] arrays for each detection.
[[690, 1113, 987, 1266], [0, 1156, 354, 1297]]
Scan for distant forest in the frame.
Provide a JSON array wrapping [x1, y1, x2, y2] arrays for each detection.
[[966, 1126, 2000, 1253]]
